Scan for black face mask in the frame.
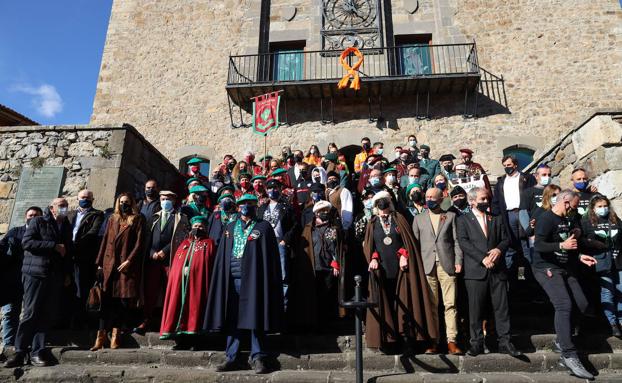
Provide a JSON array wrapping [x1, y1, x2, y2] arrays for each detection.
[[227, 162, 236, 170], [220, 198, 234, 211], [362, 143, 371, 151], [295, 156, 303, 163], [376, 199, 390, 210], [454, 197, 467, 209], [443, 164, 453, 173], [504, 166, 515, 176], [190, 228, 207, 238], [300, 169, 308, 177], [476, 202, 489, 213], [145, 188, 157, 199], [410, 191, 423, 203], [195, 195, 205, 204], [317, 212, 330, 222], [120, 203, 132, 214], [327, 180, 339, 189]]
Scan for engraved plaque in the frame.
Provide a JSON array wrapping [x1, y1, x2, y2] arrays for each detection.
[[9, 167, 65, 229]]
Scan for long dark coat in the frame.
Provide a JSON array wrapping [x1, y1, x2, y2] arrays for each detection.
[[203, 219, 283, 332], [96, 214, 145, 300], [363, 212, 438, 349]]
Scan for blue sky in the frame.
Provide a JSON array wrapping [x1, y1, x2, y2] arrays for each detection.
[[0, 1, 112, 125]]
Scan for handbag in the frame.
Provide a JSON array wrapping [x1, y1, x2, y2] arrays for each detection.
[[86, 281, 103, 313]]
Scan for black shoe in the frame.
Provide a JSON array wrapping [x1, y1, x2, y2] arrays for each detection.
[[559, 356, 594, 380], [4, 353, 24, 368], [612, 324, 622, 338], [215, 360, 245, 372], [253, 358, 270, 374], [467, 345, 484, 357], [29, 355, 50, 367], [498, 342, 522, 357]]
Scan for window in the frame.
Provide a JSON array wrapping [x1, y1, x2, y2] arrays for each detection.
[[270, 41, 305, 82], [395, 34, 432, 75], [179, 156, 210, 177], [503, 146, 535, 170]]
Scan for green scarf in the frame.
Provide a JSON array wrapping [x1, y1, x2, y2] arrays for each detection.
[[232, 219, 257, 259]]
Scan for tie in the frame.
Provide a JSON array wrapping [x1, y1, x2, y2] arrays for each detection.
[[161, 212, 169, 230], [480, 214, 488, 238]]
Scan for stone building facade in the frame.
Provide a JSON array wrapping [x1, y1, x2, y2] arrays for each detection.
[[91, 0, 622, 176], [0, 125, 183, 233]]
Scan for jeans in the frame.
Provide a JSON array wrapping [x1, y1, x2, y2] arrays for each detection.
[[1, 299, 22, 347], [225, 278, 266, 362], [599, 270, 622, 325], [278, 242, 289, 310], [505, 210, 531, 269], [533, 268, 588, 358]]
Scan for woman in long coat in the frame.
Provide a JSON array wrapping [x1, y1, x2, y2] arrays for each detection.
[[363, 191, 438, 352], [91, 192, 145, 351]]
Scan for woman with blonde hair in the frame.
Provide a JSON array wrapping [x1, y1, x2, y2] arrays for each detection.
[[91, 193, 145, 351]]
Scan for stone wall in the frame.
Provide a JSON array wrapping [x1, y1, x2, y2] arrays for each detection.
[[91, 0, 622, 178], [0, 125, 182, 234], [527, 111, 622, 213]]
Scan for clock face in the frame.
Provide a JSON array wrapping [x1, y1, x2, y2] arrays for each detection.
[[321, 0, 381, 50]]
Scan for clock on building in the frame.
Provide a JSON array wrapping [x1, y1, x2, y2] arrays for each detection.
[[321, 0, 383, 51]]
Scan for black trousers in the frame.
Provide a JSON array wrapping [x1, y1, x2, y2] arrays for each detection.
[[314, 270, 337, 322], [533, 268, 588, 358], [14, 274, 54, 357], [98, 295, 132, 331], [465, 273, 511, 348]]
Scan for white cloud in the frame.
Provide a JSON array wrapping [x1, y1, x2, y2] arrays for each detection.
[[11, 83, 63, 118]]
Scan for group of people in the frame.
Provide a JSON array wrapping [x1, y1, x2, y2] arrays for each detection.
[[0, 135, 620, 379]]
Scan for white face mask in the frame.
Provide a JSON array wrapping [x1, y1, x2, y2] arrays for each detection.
[[394, 152, 400, 159], [540, 176, 551, 186], [386, 175, 396, 185], [310, 149, 316, 154], [409, 140, 417, 147], [56, 207, 68, 217]]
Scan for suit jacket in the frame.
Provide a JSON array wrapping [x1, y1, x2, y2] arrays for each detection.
[[68, 208, 104, 263], [146, 210, 189, 263], [412, 210, 463, 276], [456, 211, 510, 280], [492, 171, 536, 233]]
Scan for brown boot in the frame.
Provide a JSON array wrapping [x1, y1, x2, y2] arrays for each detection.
[[90, 330, 109, 351], [110, 328, 121, 349], [447, 342, 463, 355]]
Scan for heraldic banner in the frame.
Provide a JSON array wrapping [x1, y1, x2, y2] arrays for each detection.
[[251, 91, 281, 136]]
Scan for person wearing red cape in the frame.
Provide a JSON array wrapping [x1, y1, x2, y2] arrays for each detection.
[[159, 216, 215, 345]]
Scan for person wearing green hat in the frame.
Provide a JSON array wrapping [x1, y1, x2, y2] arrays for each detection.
[[186, 157, 210, 186], [250, 175, 269, 207], [181, 185, 210, 219], [204, 193, 283, 374], [404, 182, 427, 222], [206, 189, 238, 247], [271, 168, 298, 207], [383, 167, 408, 217], [160, 215, 216, 346]]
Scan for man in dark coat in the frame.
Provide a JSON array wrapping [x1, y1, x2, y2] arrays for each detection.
[[456, 187, 520, 357], [0, 206, 43, 350], [204, 194, 283, 374], [68, 189, 104, 327], [137, 179, 161, 222], [5, 198, 72, 368]]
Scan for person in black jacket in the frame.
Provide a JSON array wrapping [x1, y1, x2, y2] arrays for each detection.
[[5, 198, 72, 368], [0, 206, 43, 350], [68, 190, 104, 327], [456, 187, 520, 357]]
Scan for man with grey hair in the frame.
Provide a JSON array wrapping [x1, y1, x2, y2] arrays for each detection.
[[68, 189, 104, 327], [412, 188, 463, 355], [532, 189, 597, 379], [5, 198, 72, 368], [457, 187, 520, 357]]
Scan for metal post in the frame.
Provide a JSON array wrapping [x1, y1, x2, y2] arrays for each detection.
[[354, 275, 363, 383]]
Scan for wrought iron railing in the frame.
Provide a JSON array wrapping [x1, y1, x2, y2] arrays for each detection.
[[227, 43, 479, 86]]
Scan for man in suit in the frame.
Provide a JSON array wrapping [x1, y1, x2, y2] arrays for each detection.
[[418, 145, 440, 184], [457, 187, 520, 357], [5, 198, 72, 368], [134, 190, 189, 335], [68, 189, 104, 327], [491, 154, 536, 273], [412, 188, 463, 355]]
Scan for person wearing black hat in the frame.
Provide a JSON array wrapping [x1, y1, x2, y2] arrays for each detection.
[[439, 154, 457, 183], [325, 171, 353, 231], [418, 145, 440, 182], [258, 179, 297, 312], [448, 186, 470, 216], [206, 187, 238, 247], [204, 194, 283, 374]]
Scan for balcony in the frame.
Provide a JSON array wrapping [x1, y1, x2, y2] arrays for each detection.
[[226, 43, 482, 123]]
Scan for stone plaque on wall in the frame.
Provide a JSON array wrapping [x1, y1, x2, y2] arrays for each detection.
[[9, 167, 65, 229]]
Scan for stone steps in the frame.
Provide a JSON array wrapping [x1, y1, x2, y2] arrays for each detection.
[[2, 365, 622, 383]]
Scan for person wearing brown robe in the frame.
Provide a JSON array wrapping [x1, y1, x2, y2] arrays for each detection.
[[363, 191, 438, 352]]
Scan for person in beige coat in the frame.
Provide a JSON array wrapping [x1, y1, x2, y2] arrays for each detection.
[[412, 188, 463, 355]]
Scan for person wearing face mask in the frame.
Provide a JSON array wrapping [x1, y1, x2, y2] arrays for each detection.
[[406, 134, 419, 157], [491, 154, 536, 276], [281, 146, 292, 162], [325, 171, 353, 231], [186, 157, 210, 185], [372, 142, 385, 157], [456, 187, 520, 358], [301, 182, 326, 227], [258, 180, 297, 312], [304, 145, 322, 167], [234, 172, 253, 200], [160, 216, 215, 347], [459, 148, 490, 191], [68, 189, 104, 328], [0, 207, 43, 354], [286, 150, 304, 184], [204, 194, 283, 374], [354, 137, 373, 174], [519, 165, 554, 260], [404, 183, 427, 223], [138, 179, 161, 222], [532, 189, 598, 379], [418, 145, 441, 182], [89, 193, 144, 352], [438, 154, 456, 184], [431, 174, 453, 211], [181, 185, 211, 219], [392, 149, 411, 180], [447, 186, 470, 217], [270, 168, 299, 210], [311, 166, 328, 185], [363, 191, 438, 353], [356, 154, 381, 193], [290, 200, 344, 330], [412, 188, 464, 355], [383, 167, 409, 218], [581, 195, 622, 337], [243, 151, 263, 177], [571, 168, 599, 217], [354, 189, 377, 242], [206, 189, 238, 247], [5, 199, 71, 368], [293, 162, 313, 209], [135, 191, 189, 336], [250, 175, 269, 207]]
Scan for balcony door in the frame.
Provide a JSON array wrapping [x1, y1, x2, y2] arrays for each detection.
[[270, 41, 305, 82], [395, 34, 432, 76]]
